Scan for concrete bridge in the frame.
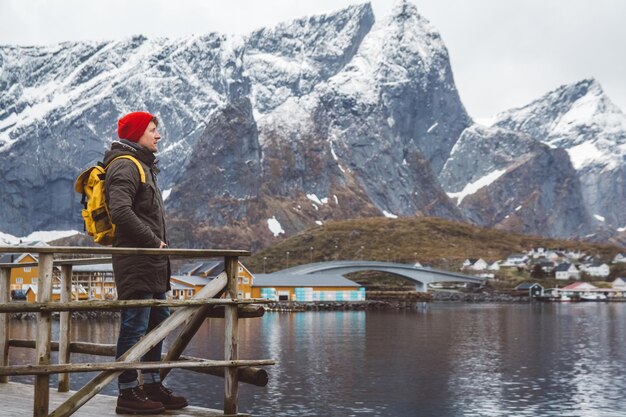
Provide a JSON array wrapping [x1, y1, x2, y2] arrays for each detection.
[[279, 261, 486, 292]]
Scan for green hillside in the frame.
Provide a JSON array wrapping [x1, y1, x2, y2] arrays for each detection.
[[245, 217, 622, 274]]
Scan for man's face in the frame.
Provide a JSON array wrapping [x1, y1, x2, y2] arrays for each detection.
[[137, 121, 161, 153]]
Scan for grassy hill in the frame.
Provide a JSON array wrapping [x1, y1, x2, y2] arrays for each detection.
[[244, 217, 623, 275]]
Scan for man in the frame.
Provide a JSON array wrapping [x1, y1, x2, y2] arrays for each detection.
[[104, 111, 187, 414]]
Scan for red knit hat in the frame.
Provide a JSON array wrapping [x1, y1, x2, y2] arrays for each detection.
[[117, 112, 154, 142]]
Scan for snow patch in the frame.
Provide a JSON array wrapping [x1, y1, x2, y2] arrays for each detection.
[[267, 217, 285, 237], [594, 214, 606, 222], [383, 210, 398, 219], [567, 142, 605, 170], [315, 220, 323, 226], [515, 205, 522, 211], [618, 226, 626, 233], [333, 195, 339, 205], [307, 194, 326, 205], [447, 169, 507, 205], [427, 122, 438, 133], [162, 188, 172, 201]]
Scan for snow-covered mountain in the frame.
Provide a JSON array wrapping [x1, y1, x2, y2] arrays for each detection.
[[439, 78, 626, 241], [1, 1, 624, 248], [494, 79, 626, 232]]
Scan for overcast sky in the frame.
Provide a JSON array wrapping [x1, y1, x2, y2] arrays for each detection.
[[1, 0, 625, 121]]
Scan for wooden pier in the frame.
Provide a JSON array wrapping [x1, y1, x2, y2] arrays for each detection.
[[0, 382, 251, 416], [0, 246, 275, 417]]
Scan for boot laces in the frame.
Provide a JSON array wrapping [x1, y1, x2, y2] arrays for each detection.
[[127, 386, 149, 402]]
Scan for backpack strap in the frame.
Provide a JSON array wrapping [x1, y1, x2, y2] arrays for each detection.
[[106, 155, 146, 184]]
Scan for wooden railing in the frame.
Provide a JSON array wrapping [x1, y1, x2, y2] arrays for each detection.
[[0, 246, 275, 417]]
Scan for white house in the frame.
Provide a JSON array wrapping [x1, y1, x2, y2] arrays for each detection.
[[488, 261, 501, 271], [613, 254, 626, 264], [555, 263, 580, 280], [581, 262, 610, 278], [462, 258, 488, 271], [502, 253, 528, 267], [612, 277, 626, 290]]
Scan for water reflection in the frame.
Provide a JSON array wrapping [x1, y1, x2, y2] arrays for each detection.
[[6, 304, 626, 416]]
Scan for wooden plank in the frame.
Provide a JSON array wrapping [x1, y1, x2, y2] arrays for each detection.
[[0, 267, 10, 383], [205, 304, 265, 319], [49, 272, 228, 417], [0, 298, 269, 313], [58, 265, 72, 392], [0, 382, 252, 416], [224, 256, 240, 415], [35, 253, 54, 417], [0, 359, 275, 376], [7, 340, 270, 387], [0, 246, 250, 257]]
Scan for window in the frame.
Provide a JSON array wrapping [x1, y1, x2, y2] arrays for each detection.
[[24, 267, 31, 272], [32, 278, 38, 284], [242, 277, 249, 284], [16, 277, 23, 284]]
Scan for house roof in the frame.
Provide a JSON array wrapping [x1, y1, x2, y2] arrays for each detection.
[[170, 275, 212, 286], [555, 263, 574, 272], [515, 282, 543, 290], [562, 282, 597, 291], [178, 261, 224, 276], [170, 281, 195, 290], [0, 253, 38, 264], [252, 273, 360, 288], [73, 264, 113, 273]]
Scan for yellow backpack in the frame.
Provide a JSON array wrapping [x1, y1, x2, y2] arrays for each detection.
[[74, 155, 146, 245]]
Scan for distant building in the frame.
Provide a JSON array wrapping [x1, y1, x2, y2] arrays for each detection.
[[515, 282, 544, 297], [502, 253, 528, 267], [611, 277, 626, 290], [613, 254, 626, 264], [580, 262, 610, 278], [554, 263, 580, 280], [462, 258, 488, 271], [252, 273, 364, 301]]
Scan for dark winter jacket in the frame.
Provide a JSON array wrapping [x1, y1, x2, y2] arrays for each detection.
[[103, 140, 170, 300]]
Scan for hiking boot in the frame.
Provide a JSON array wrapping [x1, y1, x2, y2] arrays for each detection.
[[143, 382, 188, 410], [116, 386, 165, 415]]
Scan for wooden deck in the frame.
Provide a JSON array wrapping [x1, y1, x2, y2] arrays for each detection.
[[0, 382, 251, 417]]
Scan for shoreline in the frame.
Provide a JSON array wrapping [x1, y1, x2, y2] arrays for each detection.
[[6, 292, 532, 319]]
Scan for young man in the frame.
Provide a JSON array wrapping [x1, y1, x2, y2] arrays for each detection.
[[104, 111, 187, 414]]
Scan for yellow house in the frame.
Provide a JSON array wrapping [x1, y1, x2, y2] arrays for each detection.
[[0, 253, 40, 292], [172, 261, 255, 299], [251, 273, 365, 301]]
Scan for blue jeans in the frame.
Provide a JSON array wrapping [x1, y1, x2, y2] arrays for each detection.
[[116, 291, 170, 389]]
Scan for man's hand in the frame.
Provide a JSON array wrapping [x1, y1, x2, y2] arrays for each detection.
[[159, 241, 167, 248]]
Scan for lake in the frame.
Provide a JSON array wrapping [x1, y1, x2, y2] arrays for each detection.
[[8, 302, 626, 416]]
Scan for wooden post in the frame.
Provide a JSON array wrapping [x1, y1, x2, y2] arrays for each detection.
[[0, 267, 10, 383], [34, 253, 54, 417], [224, 256, 239, 415], [58, 265, 72, 392]]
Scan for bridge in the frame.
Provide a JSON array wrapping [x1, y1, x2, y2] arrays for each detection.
[[278, 261, 486, 292]]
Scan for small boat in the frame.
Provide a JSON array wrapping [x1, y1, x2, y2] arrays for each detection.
[[579, 292, 607, 301]]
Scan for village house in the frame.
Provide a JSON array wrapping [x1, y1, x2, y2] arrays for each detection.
[[72, 263, 116, 300], [554, 263, 580, 280], [462, 258, 488, 271], [580, 262, 610, 278], [0, 252, 40, 295], [252, 273, 364, 301], [487, 261, 500, 271], [515, 282, 544, 297], [502, 253, 528, 267], [612, 277, 626, 290], [613, 253, 626, 264]]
